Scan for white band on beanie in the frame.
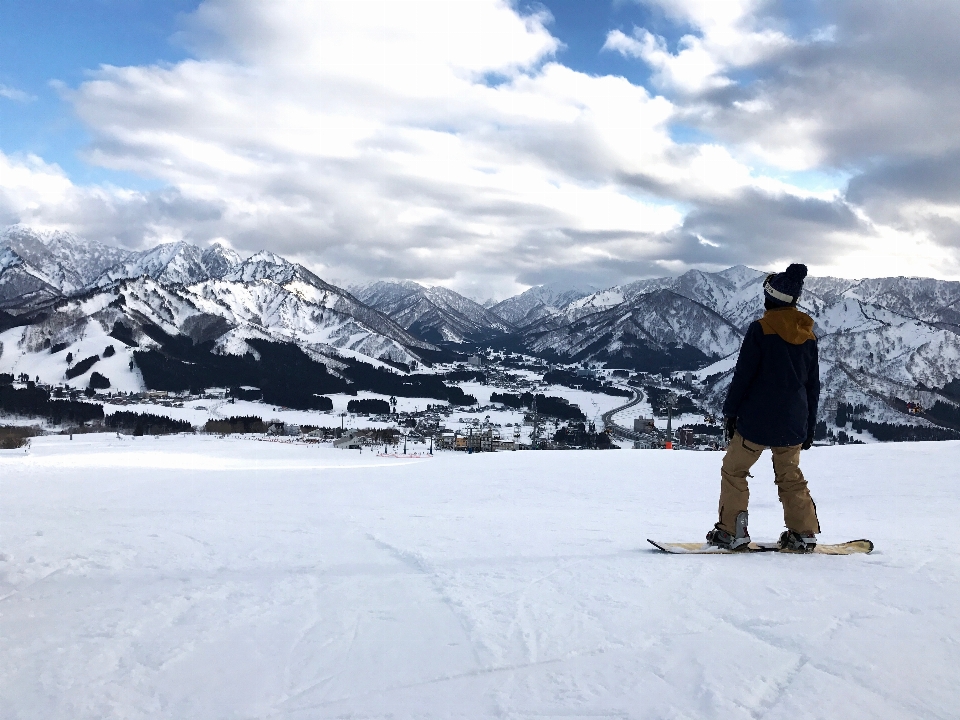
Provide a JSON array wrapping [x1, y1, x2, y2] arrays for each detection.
[[764, 280, 794, 303]]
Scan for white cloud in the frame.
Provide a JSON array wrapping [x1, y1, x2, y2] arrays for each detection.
[[605, 0, 793, 94], [53, 0, 744, 293], [4, 0, 960, 295], [0, 84, 35, 103]]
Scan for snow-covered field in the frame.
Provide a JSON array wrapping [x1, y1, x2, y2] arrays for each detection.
[[2, 435, 958, 719]]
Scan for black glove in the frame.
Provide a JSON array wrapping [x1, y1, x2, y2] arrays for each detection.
[[801, 434, 814, 450], [724, 416, 737, 443]]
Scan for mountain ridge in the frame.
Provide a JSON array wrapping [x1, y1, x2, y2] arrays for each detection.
[[2, 225, 958, 431]]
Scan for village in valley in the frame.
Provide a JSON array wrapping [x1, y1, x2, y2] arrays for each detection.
[[1, 347, 733, 453]]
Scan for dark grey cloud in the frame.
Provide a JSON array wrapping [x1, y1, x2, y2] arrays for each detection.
[[846, 152, 960, 250], [679, 1, 960, 166], [847, 152, 960, 208], [673, 190, 864, 265]]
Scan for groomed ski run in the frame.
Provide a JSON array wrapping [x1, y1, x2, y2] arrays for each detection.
[[2, 435, 957, 719]]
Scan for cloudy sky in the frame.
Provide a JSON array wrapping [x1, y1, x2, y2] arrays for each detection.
[[2, 0, 960, 299]]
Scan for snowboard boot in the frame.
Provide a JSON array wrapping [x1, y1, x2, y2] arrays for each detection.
[[779, 530, 817, 553], [706, 511, 750, 550]]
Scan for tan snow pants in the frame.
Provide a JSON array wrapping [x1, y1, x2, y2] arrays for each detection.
[[718, 432, 820, 535]]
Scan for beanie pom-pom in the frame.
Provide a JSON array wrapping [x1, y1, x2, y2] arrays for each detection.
[[785, 263, 807, 282]]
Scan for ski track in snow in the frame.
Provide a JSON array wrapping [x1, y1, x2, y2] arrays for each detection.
[[2, 435, 959, 719]]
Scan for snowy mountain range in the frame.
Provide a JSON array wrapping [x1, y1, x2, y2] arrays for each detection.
[[488, 283, 596, 327], [353, 281, 515, 344], [1, 227, 435, 397], [2, 225, 958, 430]]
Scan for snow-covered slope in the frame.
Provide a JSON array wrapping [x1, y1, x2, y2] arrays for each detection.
[[843, 276, 960, 325], [225, 256, 435, 352], [4, 437, 958, 718], [0, 246, 63, 310], [0, 271, 436, 391], [356, 281, 515, 343]]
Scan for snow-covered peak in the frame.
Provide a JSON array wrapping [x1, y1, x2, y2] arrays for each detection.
[[2, 224, 133, 292], [0, 240, 69, 309], [353, 280, 425, 308], [223, 250, 304, 285], [200, 244, 242, 279], [96, 241, 208, 287], [424, 285, 512, 329], [489, 283, 594, 326], [1, 224, 84, 250], [560, 288, 626, 322], [714, 264, 767, 287], [355, 280, 514, 343]]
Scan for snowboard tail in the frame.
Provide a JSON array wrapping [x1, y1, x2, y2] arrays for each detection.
[[647, 539, 873, 555]]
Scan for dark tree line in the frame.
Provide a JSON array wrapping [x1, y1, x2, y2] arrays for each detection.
[[110, 321, 138, 347], [0, 384, 103, 424], [134, 334, 347, 410], [491, 392, 586, 421], [850, 419, 959, 442], [677, 423, 723, 437], [835, 402, 868, 426], [940, 378, 960, 401], [65, 355, 100, 379], [814, 420, 828, 440], [838, 399, 960, 433], [536, 339, 713, 374], [341, 361, 476, 405], [133, 325, 476, 409], [229, 386, 262, 401], [927, 401, 960, 430], [105, 411, 193, 435], [347, 398, 391, 414], [204, 416, 267, 434]]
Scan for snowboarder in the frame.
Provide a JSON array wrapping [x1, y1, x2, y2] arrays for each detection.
[[706, 263, 821, 552]]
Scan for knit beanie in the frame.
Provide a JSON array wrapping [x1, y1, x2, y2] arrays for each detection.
[[764, 263, 807, 307]]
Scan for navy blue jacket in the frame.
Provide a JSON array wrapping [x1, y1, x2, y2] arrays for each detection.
[[723, 307, 820, 447]]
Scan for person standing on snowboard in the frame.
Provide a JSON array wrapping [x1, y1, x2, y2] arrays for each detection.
[[705, 263, 821, 552]]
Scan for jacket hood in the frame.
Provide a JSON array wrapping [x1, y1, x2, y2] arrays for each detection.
[[758, 307, 816, 345]]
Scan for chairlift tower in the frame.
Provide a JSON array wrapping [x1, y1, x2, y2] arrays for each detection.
[[530, 396, 541, 449], [666, 392, 677, 443]]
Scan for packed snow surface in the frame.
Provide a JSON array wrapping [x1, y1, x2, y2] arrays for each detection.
[[2, 436, 958, 719]]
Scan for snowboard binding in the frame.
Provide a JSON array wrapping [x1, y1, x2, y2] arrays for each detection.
[[778, 530, 817, 553], [705, 511, 751, 550]]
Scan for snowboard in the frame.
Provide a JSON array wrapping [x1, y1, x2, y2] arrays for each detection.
[[647, 539, 873, 555]]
